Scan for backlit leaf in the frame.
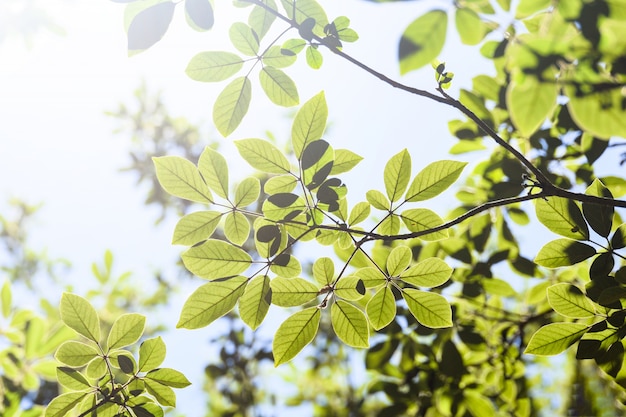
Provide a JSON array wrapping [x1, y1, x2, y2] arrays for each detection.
[[330, 149, 363, 175], [547, 283, 596, 318], [331, 300, 369, 347], [565, 80, 626, 139], [1, 280, 11, 318], [45, 392, 85, 417], [525, 323, 588, 355], [292, 91, 327, 158], [153, 156, 212, 203], [235, 138, 291, 173], [55, 341, 99, 367], [356, 267, 387, 288], [334, 276, 366, 301], [273, 307, 321, 366], [366, 190, 390, 210], [384, 149, 411, 203], [387, 246, 412, 276], [259, 67, 299, 106], [536, 197, 589, 240], [534, 239, 595, 268], [405, 160, 467, 202], [313, 257, 334, 286], [348, 202, 370, 225], [172, 211, 222, 246], [139, 336, 166, 372], [400, 257, 452, 287], [145, 379, 176, 407], [229, 22, 259, 56], [213, 76, 252, 137], [146, 368, 191, 388], [235, 177, 261, 207], [507, 75, 558, 137], [270, 254, 301, 278], [270, 277, 319, 306], [60, 293, 100, 343], [199, 147, 229, 199], [400, 208, 448, 241], [249, 0, 277, 39], [403, 289, 452, 328], [306, 45, 323, 69], [239, 275, 271, 330], [263, 45, 298, 68], [186, 51, 244, 82], [455, 8, 488, 45], [177, 276, 247, 329], [224, 211, 250, 246], [107, 313, 146, 350], [399, 10, 448, 74], [182, 240, 252, 279], [56, 367, 91, 391], [367, 286, 396, 330]]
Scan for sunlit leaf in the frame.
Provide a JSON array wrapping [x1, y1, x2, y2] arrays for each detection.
[[387, 246, 412, 276], [270, 254, 302, 278], [235, 177, 261, 207], [229, 22, 259, 56], [403, 289, 452, 328], [186, 51, 244, 82], [405, 160, 467, 202], [464, 391, 496, 417], [400, 208, 448, 240], [235, 138, 291, 173], [384, 149, 411, 203], [224, 211, 251, 246], [172, 211, 222, 246], [331, 300, 369, 347], [547, 283, 596, 318], [177, 276, 247, 329], [270, 277, 319, 306], [366, 190, 390, 210], [56, 367, 91, 391], [399, 10, 447, 74], [367, 286, 396, 330], [55, 341, 99, 367], [273, 307, 321, 366], [263, 45, 298, 68], [306, 45, 323, 69], [455, 8, 489, 45], [525, 323, 588, 355], [182, 240, 252, 279], [249, 0, 277, 39], [535, 197, 589, 240], [348, 202, 370, 226], [139, 336, 166, 372], [60, 293, 101, 343], [259, 67, 299, 106], [239, 275, 272, 330], [146, 368, 191, 388], [507, 75, 558, 137], [334, 276, 366, 301], [330, 149, 363, 175], [292, 91, 327, 158], [400, 257, 452, 287], [1, 280, 11, 318], [145, 379, 177, 407], [153, 156, 212, 203], [534, 239, 595, 268], [45, 392, 85, 417], [213, 76, 252, 137], [199, 147, 229, 199], [107, 313, 146, 350]]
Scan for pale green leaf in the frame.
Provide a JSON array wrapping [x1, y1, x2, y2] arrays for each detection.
[[213, 76, 252, 137], [186, 51, 243, 82], [464, 390, 496, 417], [292, 91, 327, 158], [45, 392, 85, 417], [229, 22, 259, 56], [56, 367, 91, 391], [455, 8, 489, 45], [273, 307, 321, 366], [547, 283, 596, 318], [60, 293, 101, 342], [378, 215, 401, 236], [366, 286, 396, 330], [177, 276, 248, 329], [536, 197, 589, 240], [181, 239, 252, 279], [334, 276, 366, 301], [55, 341, 99, 367], [264, 175, 297, 194], [387, 246, 412, 276], [280, 0, 329, 33], [348, 202, 370, 226], [507, 75, 558, 137], [146, 368, 191, 388], [405, 160, 467, 202], [259, 66, 299, 106], [270, 277, 319, 306], [306, 45, 323, 69], [330, 149, 363, 175], [139, 336, 166, 372], [400, 208, 448, 240], [482, 278, 517, 297], [270, 254, 301, 278], [566, 82, 626, 139], [384, 149, 412, 203], [525, 323, 588, 355], [145, 379, 177, 407], [534, 239, 595, 268], [85, 356, 107, 379], [224, 211, 251, 246], [313, 257, 334, 286], [1, 280, 11, 318], [515, 0, 551, 18], [366, 190, 390, 210], [400, 257, 452, 287], [249, 0, 277, 39], [235, 138, 291, 174], [355, 267, 387, 288], [403, 289, 452, 328], [331, 300, 369, 348], [262, 45, 297, 68], [399, 10, 448, 74], [107, 313, 146, 350], [172, 210, 222, 246], [153, 156, 212, 203], [198, 147, 229, 199], [262, 193, 306, 221], [235, 177, 261, 207], [239, 275, 271, 330]]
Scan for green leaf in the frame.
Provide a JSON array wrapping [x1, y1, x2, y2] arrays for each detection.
[[565, 80, 626, 139], [229, 22, 259, 56], [85, 356, 107, 379], [56, 367, 91, 391], [313, 257, 334, 286], [331, 300, 369, 348], [515, 0, 550, 18], [55, 341, 99, 367], [507, 75, 558, 137], [405, 160, 467, 202], [172, 210, 222, 246], [455, 8, 488, 45], [366, 286, 396, 330], [139, 336, 166, 372], [270, 254, 302, 278], [259, 66, 299, 106], [235, 177, 261, 207], [145, 379, 177, 407], [525, 323, 588, 355], [280, 0, 329, 33], [45, 392, 85, 417], [213, 76, 252, 137], [182, 239, 252, 279], [270, 277, 319, 306], [262, 45, 297, 68], [1, 280, 11, 318], [400, 257, 452, 287], [482, 278, 516, 297], [153, 156, 212, 203], [306, 45, 323, 69], [264, 175, 297, 194], [400, 208, 448, 240], [330, 149, 363, 175], [60, 293, 101, 343], [199, 147, 229, 199], [334, 276, 365, 301], [235, 138, 291, 174], [348, 202, 370, 226], [301, 139, 334, 190], [535, 197, 589, 240], [399, 10, 448, 74], [378, 215, 401, 236], [583, 179, 614, 238], [355, 267, 386, 288], [386, 246, 412, 276], [107, 313, 146, 350], [384, 149, 412, 203], [612, 223, 626, 249], [273, 307, 321, 366], [177, 276, 248, 329], [403, 289, 452, 328], [292, 91, 327, 158], [249, 0, 277, 39], [547, 283, 596, 318], [464, 390, 496, 417], [224, 211, 251, 246], [262, 193, 306, 221], [366, 190, 390, 210], [239, 275, 272, 330], [146, 368, 192, 388], [534, 239, 596, 268], [186, 51, 243, 82]]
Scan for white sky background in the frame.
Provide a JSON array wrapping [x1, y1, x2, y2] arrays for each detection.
[[0, 0, 538, 414]]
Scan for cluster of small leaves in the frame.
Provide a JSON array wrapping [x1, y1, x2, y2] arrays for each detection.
[[47, 293, 190, 417], [153, 91, 467, 365]]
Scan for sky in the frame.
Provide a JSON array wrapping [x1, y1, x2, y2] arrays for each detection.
[[0, 0, 519, 414]]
